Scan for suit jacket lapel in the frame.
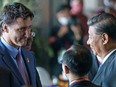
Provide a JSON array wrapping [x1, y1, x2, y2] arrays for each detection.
[[0, 40, 36, 86], [2, 51, 24, 84], [0, 40, 24, 85], [22, 49, 36, 87], [92, 50, 116, 82]]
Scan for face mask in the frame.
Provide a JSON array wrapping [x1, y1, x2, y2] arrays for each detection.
[[58, 17, 69, 25]]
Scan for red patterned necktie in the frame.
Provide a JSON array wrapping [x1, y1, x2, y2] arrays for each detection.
[[16, 49, 29, 85]]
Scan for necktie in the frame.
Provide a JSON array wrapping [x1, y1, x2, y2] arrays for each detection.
[[16, 49, 29, 84]]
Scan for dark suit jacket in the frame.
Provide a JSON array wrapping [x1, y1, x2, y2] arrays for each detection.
[[88, 51, 99, 81], [69, 80, 101, 87], [0, 40, 42, 87], [90, 50, 116, 87], [0, 67, 13, 87]]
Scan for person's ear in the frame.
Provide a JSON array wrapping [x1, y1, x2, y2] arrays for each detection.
[[101, 33, 108, 45], [63, 65, 69, 74], [2, 23, 9, 33]]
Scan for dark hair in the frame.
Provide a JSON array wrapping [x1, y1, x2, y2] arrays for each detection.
[[87, 12, 116, 40], [61, 44, 92, 76], [0, 2, 34, 28], [56, 4, 71, 13]]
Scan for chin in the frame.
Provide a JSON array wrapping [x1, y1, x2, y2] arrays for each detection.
[[91, 50, 97, 55], [17, 43, 26, 47]]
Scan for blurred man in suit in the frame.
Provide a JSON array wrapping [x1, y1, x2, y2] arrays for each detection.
[[87, 12, 116, 87], [60, 44, 100, 87], [0, 2, 41, 87]]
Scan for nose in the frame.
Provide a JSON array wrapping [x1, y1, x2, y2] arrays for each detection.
[[25, 29, 31, 38]]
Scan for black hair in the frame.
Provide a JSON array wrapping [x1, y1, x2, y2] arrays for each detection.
[[56, 4, 71, 13], [61, 44, 92, 76], [0, 2, 34, 28], [87, 12, 116, 40]]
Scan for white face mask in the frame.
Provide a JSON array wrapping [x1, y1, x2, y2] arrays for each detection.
[[58, 17, 69, 25]]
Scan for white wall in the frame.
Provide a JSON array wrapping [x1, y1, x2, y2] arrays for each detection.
[[84, 0, 104, 18]]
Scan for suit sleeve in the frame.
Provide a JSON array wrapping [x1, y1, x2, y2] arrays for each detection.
[[0, 67, 12, 87]]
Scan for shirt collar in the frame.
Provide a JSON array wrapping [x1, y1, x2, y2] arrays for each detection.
[[1, 37, 19, 59], [97, 55, 103, 63], [98, 49, 116, 64], [102, 49, 116, 64]]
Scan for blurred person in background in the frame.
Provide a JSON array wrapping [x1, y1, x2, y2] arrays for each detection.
[[0, 2, 41, 87], [23, 31, 35, 51], [69, 17, 83, 45], [104, 0, 116, 16], [70, 0, 88, 47], [48, 4, 74, 79], [87, 12, 116, 87], [49, 3, 84, 83], [60, 44, 101, 87]]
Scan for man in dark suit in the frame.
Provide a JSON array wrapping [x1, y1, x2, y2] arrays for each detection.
[[60, 44, 100, 87], [87, 12, 116, 87], [0, 2, 41, 87]]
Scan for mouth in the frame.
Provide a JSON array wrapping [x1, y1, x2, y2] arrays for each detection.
[[20, 38, 27, 44], [22, 37, 27, 41]]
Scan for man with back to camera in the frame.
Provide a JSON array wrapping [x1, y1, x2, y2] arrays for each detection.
[[60, 44, 101, 87], [0, 2, 41, 87], [87, 12, 116, 87]]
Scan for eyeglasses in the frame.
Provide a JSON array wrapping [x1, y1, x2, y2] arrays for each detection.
[[31, 32, 35, 37]]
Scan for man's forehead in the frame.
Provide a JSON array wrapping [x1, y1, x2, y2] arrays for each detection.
[[16, 17, 32, 26]]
